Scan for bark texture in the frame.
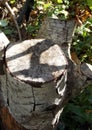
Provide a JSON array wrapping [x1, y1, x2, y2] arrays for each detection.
[[0, 38, 68, 130], [37, 17, 92, 125]]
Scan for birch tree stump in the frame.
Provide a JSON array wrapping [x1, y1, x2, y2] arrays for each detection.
[[0, 39, 68, 130], [0, 17, 91, 130]]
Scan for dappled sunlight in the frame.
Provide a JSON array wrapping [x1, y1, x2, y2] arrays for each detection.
[[6, 39, 67, 85]]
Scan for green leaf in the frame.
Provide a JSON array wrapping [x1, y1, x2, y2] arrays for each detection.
[[26, 25, 39, 33], [66, 104, 86, 118], [4, 29, 14, 35], [88, 95, 92, 103], [0, 20, 8, 27], [37, 1, 44, 5], [44, 3, 52, 10], [57, 0, 63, 4], [10, 0, 16, 4], [87, 0, 92, 9]]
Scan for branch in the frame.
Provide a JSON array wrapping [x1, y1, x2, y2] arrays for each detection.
[[81, 63, 92, 80], [5, 2, 22, 41]]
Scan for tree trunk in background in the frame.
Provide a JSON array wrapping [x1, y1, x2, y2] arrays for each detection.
[[37, 18, 92, 96], [0, 18, 92, 130], [37, 17, 92, 125]]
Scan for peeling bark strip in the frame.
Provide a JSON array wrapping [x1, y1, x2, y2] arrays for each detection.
[[1, 39, 67, 130]]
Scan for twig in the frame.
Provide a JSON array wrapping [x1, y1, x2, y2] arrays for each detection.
[[5, 2, 22, 41]]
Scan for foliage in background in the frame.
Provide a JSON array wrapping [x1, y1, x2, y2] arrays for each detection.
[[0, 19, 15, 35], [72, 18, 92, 64], [60, 84, 92, 130]]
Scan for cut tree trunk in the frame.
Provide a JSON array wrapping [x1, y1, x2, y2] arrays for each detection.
[[0, 38, 68, 130], [0, 18, 92, 130]]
